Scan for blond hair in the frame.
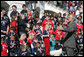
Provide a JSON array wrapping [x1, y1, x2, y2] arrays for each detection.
[[20, 33, 26, 40], [45, 24, 49, 30]]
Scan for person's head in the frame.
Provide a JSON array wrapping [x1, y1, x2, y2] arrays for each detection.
[[12, 5, 17, 11], [28, 9, 31, 14], [10, 35, 15, 41], [1, 8, 5, 14], [63, 20, 68, 28], [36, 24, 40, 29], [45, 15, 49, 20], [45, 24, 49, 31], [22, 4, 26, 10], [49, 24, 52, 30], [72, 3, 75, 7], [72, 11, 75, 15], [78, 20, 82, 24], [58, 12, 61, 17], [53, 13, 56, 17], [78, 15, 82, 20], [44, 13, 47, 16], [1, 37, 5, 44], [58, 20, 63, 25], [77, 6, 80, 10], [68, 14, 75, 22], [20, 33, 26, 40]]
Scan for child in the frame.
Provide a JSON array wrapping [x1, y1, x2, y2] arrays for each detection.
[[41, 15, 54, 33], [9, 26, 19, 41], [43, 24, 50, 56], [18, 14, 27, 36], [19, 33, 27, 47], [17, 44, 30, 56], [1, 37, 8, 56], [53, 27, 65, 41], [27, 32, 35, 56], [10, 16, 18, 33], [49, 24, 54, 35], [50, 36, 62, 56], [35, 24, 42, 42], [10, 35, 19, 56], [34, 42, 45, 56]]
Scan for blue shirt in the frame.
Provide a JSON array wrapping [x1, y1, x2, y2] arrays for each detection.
[[50, 36, 56, 51]]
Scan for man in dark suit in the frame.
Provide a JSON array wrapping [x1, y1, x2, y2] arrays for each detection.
[[57, 14, 77, 56]]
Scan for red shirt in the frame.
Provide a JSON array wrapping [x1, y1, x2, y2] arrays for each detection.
[[41, 20, 54, 32], [54, 30, 65, 40], [28, 13, 32, 20], [1, 43, 8, 56], [10, 21, 18, 33]]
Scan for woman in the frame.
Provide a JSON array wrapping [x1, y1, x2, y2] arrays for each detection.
[[19, 33, 27, 47], [18, 14, 27, 36], [43, 24, 50, 56], [10, 16, 18, 33], [27, 9, 32, 24]]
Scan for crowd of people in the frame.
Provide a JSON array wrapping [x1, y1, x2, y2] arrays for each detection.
[[1, 1, 83, 56]]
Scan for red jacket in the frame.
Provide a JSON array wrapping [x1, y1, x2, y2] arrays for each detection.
[[10, 21, 18, 33], [1, 43, 8, 56], [54, 30, 65, 40], [41, 20, 54, 32]]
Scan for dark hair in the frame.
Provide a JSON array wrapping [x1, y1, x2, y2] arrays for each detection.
[[36, 23, 40, 26], [22, 4, 26, 8], [12, 5, 17, 8], [1, 7, 5, 12], [1, 37, 5, 42]]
